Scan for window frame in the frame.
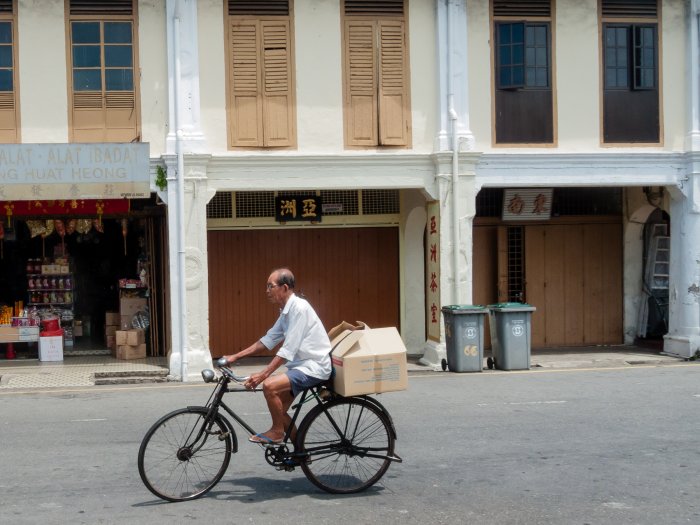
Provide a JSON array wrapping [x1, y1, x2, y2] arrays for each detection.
[[224, 1, 297, 149], [0, 0, 19, 143], [491, 0, 556, 146], [65, 0, 141, 143], [495, 21, 551, 91], [603, 23, 657, 91], [599, 0, 661, 146], [340, 0, 412, 149]]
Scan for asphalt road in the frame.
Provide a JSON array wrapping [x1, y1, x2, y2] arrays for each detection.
[[1, 364, 699, 524]]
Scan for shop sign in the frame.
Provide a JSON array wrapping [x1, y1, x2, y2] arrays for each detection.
[[426, 201, 441, 342], [0, 143, 150, 201], [502, 188, 553, 221], [275, 195, 322, 222]]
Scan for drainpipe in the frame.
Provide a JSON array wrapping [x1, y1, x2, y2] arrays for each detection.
[[447, 0, 460, 305], [173, 2, 188, 381]]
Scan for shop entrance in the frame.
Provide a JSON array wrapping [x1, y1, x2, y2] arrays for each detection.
[[0, 198, 168, 361]]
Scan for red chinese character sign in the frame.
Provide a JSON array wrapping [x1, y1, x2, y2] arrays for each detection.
[[426, 201, 441, 342], [502, 188, 553, 221]]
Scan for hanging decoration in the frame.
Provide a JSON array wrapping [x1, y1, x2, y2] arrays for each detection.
[[4, 202, 13, 227], [95, 201, 105, 229], [54, 219, 66, 255], [121, 218, 128, 255], [41, 220, 54, 259], [75, 219, 91, 235], [92, 218, 104, 234], [26, 220, 47, 238]]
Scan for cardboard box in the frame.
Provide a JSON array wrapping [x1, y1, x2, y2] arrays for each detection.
[[39, 335, 63, 362], [106, 335, 117, 350], [0, 326, 40, 343], [105, 325, 117, 337], [127, 329, 145, 346], [120, 315, 132, 330], [115, 330, 128, 346], [120, 297, 147, 317], [73, 325, 83, 337], [116, 343, 147, 360], [105, 312, 120, 326], [330, 325, 408, 396]]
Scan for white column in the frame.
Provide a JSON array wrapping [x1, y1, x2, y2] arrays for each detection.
[[166, 0, 206, 154], [664, 159, 700, 358], [436, 0, 474, 152], [181, 156, 215, 379]]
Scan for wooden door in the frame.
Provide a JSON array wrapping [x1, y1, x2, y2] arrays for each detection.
[[473, 225, 499, 348], [525, 222, 622, 347], [207, 227, 399, 357]]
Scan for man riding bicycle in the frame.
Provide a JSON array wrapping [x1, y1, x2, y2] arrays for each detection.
[[222, 268, 332, 444]]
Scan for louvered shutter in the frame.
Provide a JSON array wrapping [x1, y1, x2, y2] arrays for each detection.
[[72, 91, 106, 141], [230, 21, 264, 146], [261, 20, 292, 146], [345, 20, 378, 146], [378, 19, 408, 146]]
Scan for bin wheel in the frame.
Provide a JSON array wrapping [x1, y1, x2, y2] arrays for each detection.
[[487, 357, 495, 370], [441, 359, 448, 372]]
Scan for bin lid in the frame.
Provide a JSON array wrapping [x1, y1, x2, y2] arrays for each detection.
[[487, 302, 536, 312], [441, 305, 488, 314]]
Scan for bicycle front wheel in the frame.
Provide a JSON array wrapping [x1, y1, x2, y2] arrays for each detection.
[[297, 397, 395, 494], [138, 407, 233, 502]]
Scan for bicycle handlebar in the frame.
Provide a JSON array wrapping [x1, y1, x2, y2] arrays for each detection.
[[214, 356, 250, 383]]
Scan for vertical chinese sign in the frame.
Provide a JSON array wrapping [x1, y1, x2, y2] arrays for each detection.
[[426, 201, 440, 342]]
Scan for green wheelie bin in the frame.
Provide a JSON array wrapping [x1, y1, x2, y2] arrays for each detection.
[[441, 305, 488, 372], [487, 303, 536, 371]]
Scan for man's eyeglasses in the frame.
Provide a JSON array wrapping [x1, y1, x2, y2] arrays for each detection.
[[266, 283, 281, 290]]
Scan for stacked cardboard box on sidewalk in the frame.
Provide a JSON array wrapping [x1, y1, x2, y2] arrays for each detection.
[[115, 329, 146, 359], [105, 312, 119, 353]]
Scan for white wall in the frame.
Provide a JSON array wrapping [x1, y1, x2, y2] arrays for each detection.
[[138, 0, 168, 156], [18, 0, 69, 142]]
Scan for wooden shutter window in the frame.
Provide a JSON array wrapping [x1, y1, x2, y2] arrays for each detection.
[[493, 0, 551, 18], [229, 19, 293, 148], [345, 21, 378, 146], [601, 0, 657, 18], [378, 20, 408, 145], [261, 21, 292, 146], [230, 22, 263, 147]]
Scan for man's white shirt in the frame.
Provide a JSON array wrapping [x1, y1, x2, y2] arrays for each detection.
[[259, 293, 332, 380]]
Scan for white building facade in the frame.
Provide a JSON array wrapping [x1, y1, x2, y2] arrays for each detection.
[[3, 0, 700, 379]]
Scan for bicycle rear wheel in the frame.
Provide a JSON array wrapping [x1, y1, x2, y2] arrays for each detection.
[[297, 397, 395, 494], [138, 407, 233, 502]]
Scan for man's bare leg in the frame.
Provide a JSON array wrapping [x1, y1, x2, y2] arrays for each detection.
[[253, 374, 295, 443]]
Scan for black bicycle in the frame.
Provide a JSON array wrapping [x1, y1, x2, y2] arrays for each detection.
[[137, 358, 402, 501]]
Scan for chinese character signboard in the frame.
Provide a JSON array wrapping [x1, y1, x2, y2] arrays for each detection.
[[502, 188, 553, 221], [275, 196, 323, 223], [426, 201, 441, 342]]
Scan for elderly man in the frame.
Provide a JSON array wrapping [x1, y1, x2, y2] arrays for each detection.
[[222, 268, 332, 444]]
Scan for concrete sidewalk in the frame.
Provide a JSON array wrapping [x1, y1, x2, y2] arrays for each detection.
[[0, 344, 695, 391]]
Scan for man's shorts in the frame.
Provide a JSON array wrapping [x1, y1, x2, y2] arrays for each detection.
[[286, 369, 324, 397]]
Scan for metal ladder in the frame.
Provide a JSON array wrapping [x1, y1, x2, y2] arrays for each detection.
[[637, 225, 669, 338]]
